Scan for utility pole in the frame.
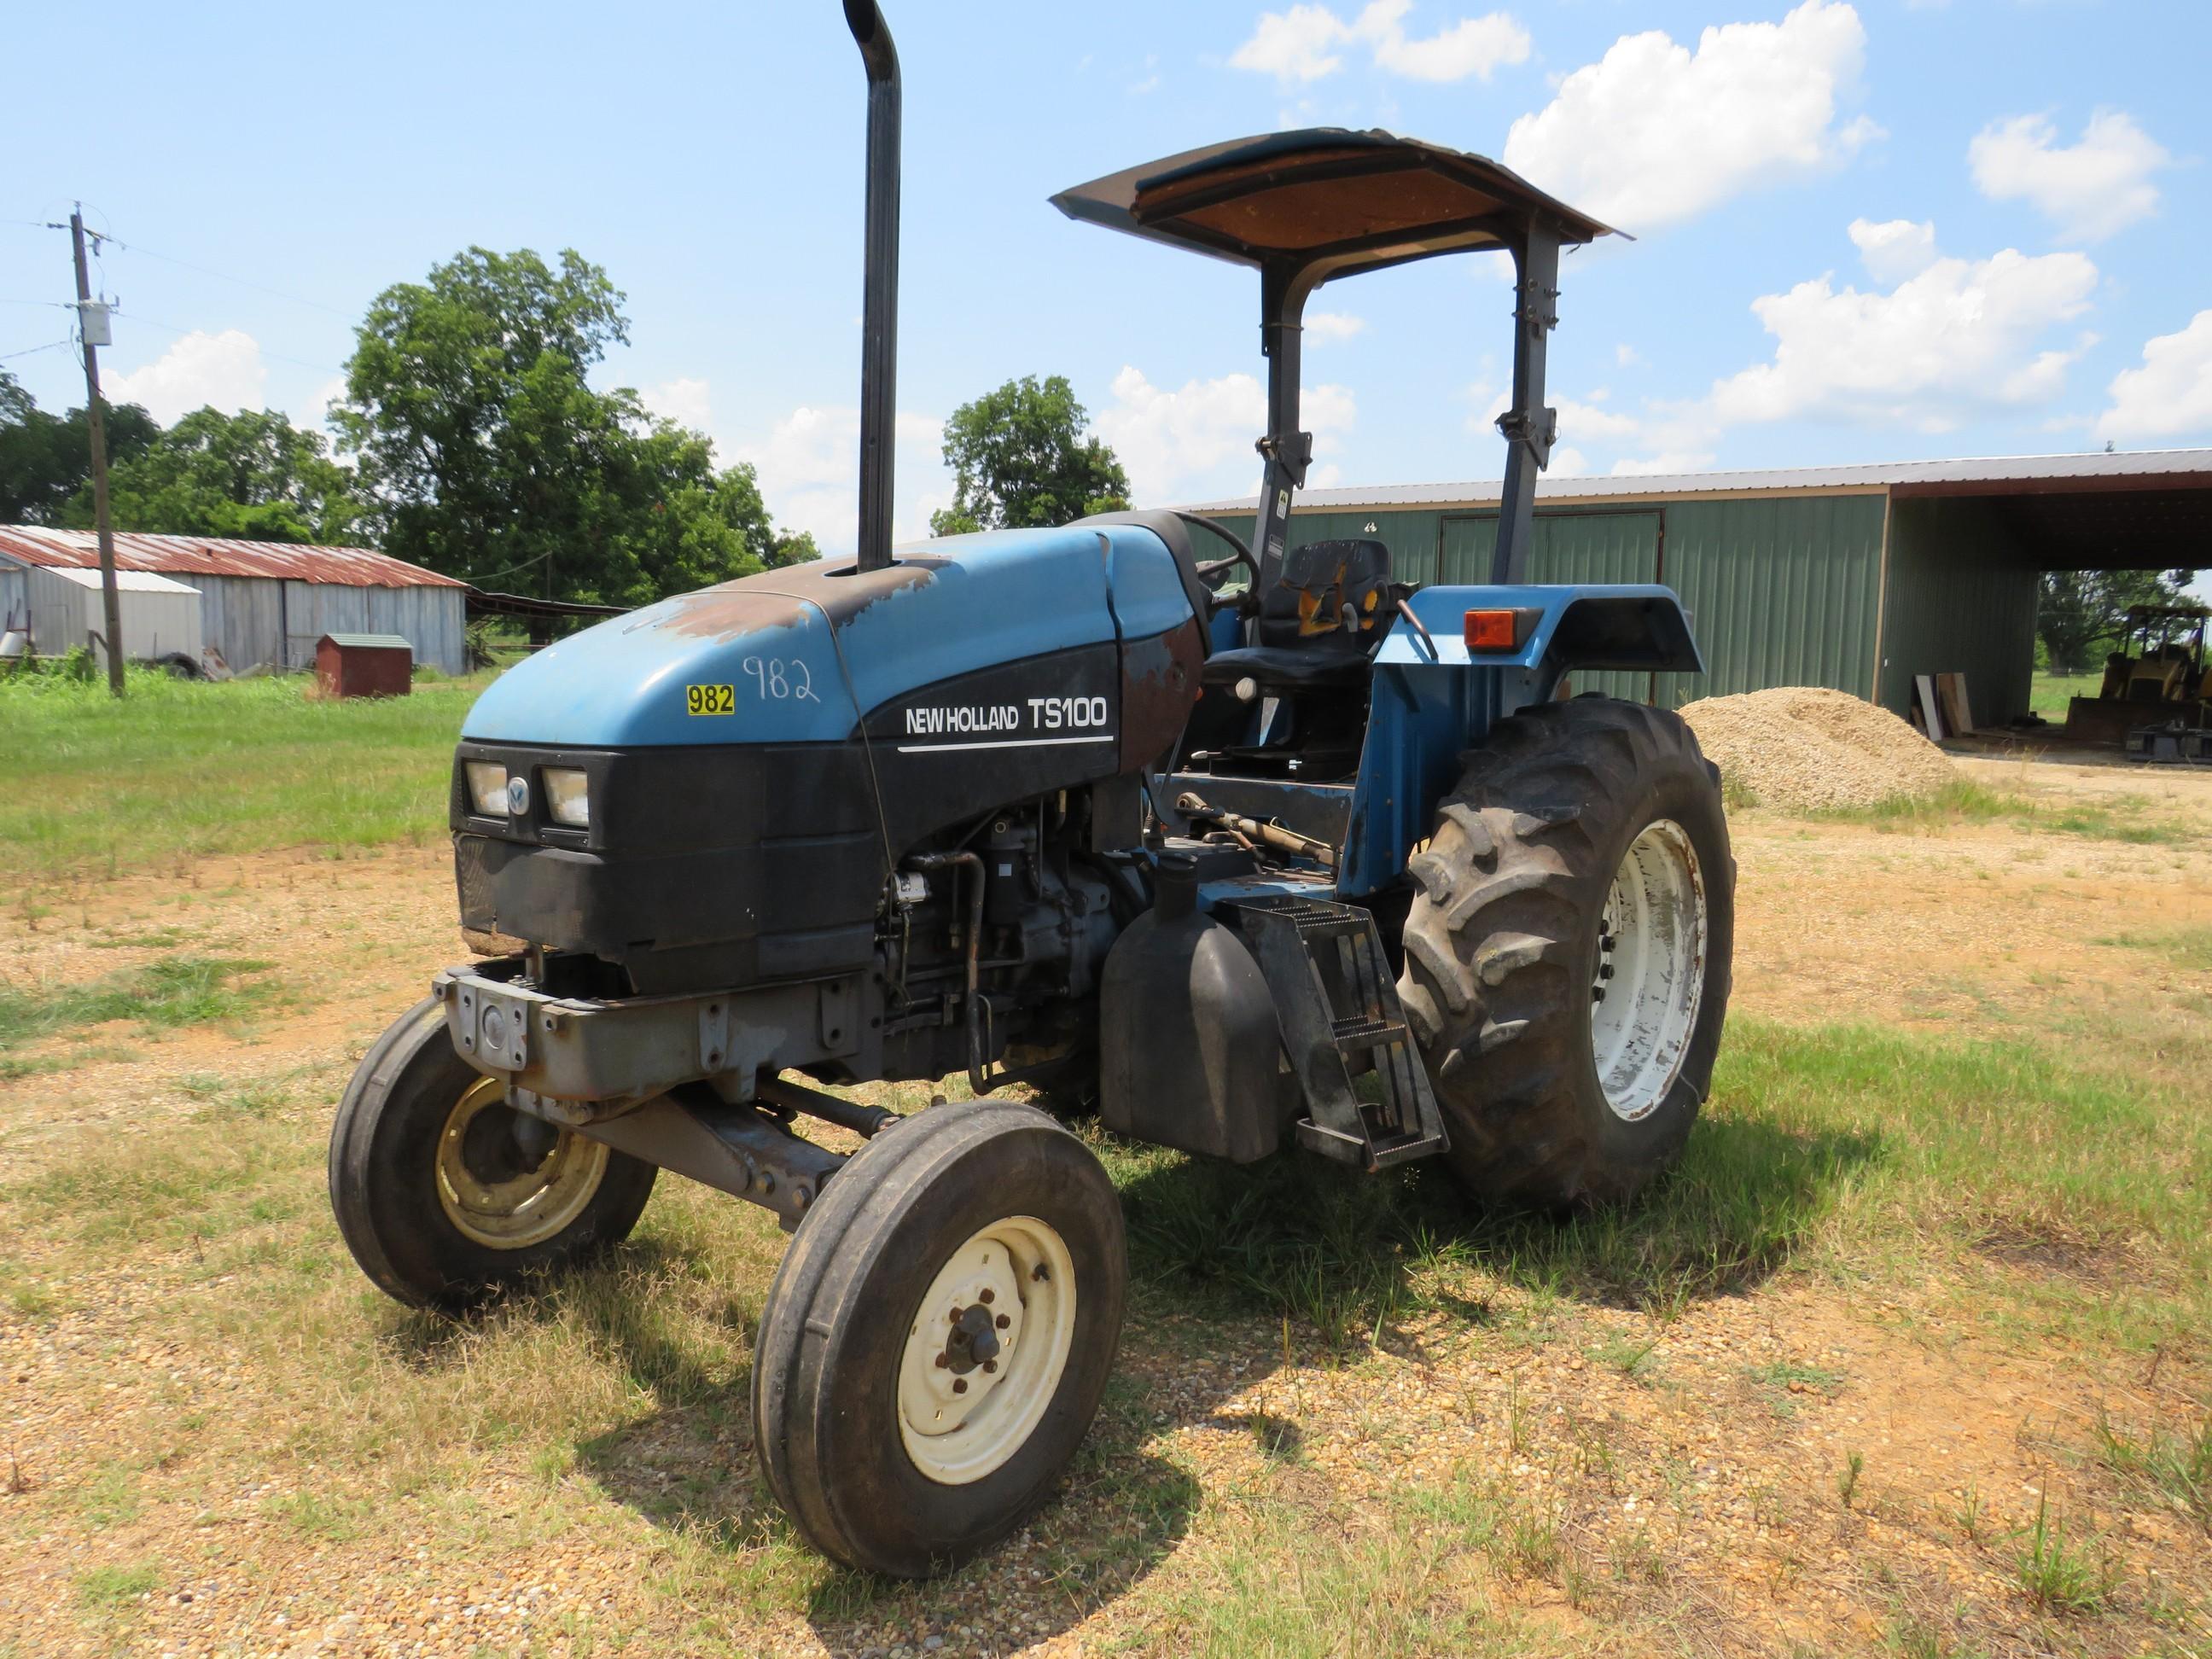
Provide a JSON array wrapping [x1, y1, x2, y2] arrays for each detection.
[[68, 207, 125, 697]]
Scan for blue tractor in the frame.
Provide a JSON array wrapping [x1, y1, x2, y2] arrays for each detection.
[[329, 1, 1732, 1576]]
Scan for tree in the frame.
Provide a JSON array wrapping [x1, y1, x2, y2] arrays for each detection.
[[2036, 568, 2199, 674], [61, 406, 366, 544], [0, 368, 160, 525], [332, 247, 807, 606], [928, 375, 1129, 538]]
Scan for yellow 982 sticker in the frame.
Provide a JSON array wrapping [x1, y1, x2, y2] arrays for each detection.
[[685, 683, 736, 716]]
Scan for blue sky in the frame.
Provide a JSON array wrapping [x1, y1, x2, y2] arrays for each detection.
[[5, 0, 2208, 565]]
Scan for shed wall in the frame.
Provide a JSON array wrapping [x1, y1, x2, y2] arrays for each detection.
[[102, 581, 202, 664], [1204, 494, 1883, 707], [281, 581, 466, 675], [20, 563, 76, 655], [187, 576, 465, 675], [1878, 498, 2039, 728], [1650, 494, 1884, 709], [190, 574, 285, 674], [0, 563, 23, 637]]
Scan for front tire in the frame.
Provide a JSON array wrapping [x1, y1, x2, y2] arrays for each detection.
[[1396, 698, 1734, 1208], [329, 998, 658, 1310], [752, 1098, 1126, 1577]]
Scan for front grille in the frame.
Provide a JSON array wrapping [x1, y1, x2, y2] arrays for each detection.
[[454, 834, 496, 928]]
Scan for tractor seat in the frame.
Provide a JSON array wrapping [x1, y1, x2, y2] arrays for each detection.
[[1201, 643, 1373, 692], [1254, 538, 1394, 649]]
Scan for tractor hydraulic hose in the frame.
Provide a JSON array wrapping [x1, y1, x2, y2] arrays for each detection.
[[910, 850, 988, 1095]]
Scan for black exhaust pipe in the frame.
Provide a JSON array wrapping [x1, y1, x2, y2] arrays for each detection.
[[844, 0, 900, 573]]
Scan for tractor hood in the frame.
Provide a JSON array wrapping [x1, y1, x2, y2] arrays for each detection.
[[448, 518, 1208, 996], [462, 521, 1199, 750]]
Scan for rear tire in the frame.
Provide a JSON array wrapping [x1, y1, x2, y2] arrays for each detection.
[[329, 998, 658, 1310], [1396, 698, 1734, 1208], [752, 1098, 1126, 1577]]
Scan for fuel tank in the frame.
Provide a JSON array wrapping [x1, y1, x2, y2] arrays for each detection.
[[451, 516, 1208, 992]]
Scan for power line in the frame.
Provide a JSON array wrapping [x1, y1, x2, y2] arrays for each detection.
[[100, 236, 353, 318], [109, 308, 345, 377], [0, 337, 73, 362]]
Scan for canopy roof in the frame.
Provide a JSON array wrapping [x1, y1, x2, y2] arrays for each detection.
[[1051, 128, 1615, 279]]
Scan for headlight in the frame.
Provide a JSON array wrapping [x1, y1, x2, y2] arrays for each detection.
[[464, 761, 509, 816], [542, 767, 591, 828]]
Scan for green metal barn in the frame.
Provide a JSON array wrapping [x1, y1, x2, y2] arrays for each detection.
[[1188, 449, 2212, 726]]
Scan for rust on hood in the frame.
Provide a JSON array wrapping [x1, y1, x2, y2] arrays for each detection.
[[1118, 617, 1206, 773], [649, 556, 946, 643]]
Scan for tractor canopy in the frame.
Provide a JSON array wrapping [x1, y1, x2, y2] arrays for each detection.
[[1050, 126, 1614, 280], [1055, 128, 1615, 590]]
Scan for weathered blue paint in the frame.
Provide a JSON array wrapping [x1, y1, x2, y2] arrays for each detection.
[[465, 531, 1700, 904], [463, 524, 1190, 748]]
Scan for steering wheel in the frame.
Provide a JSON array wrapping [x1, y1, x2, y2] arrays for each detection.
[[1173, 513, 1261, 616]]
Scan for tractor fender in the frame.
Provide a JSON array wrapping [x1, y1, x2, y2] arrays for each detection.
[[1375, 583, 1703, 680]]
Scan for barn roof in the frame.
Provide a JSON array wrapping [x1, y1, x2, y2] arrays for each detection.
[[42, 565, 203, 596], [1180, 447, 2212, 511], [0, 527, 468, 590]]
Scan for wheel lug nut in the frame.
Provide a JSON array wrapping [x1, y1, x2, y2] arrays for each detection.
[[995, 1313, 1010, 1329], [934, 1353, 948, 1369], [952, 1378, 968, 1394], [978, 1288, 994, 1304], [982, 1359, 997, 1374]]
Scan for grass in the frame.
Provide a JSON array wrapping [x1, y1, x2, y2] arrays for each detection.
[[2014, 1490, 2122, 1615], [0, 954, 282, 1054], [75, 1562, 158, 1609], [0, 662, 492, 877], [2094, 1411, 2212, 1528], [1111, 1016, 2209, 1348], [2029, 670, 2103, 721], [1807, 777, 2199, 847], [1, 1011, 2206, 1652]]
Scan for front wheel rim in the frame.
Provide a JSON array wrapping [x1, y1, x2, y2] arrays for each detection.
[[1590, 819, 1708, 1123], [434, 1075, 610, 1249], [896, 1215, 1078, 1486]]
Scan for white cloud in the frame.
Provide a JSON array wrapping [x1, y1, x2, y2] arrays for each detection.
[[1363, 0, 1531, 82], [1094, 366, 1355, 502], [1501, 0, 1873, 232], [1611, 451, 1717, 477], [1305, 311, 1367, 343], [2097, 311, 2212, 442], [1128, 54, 1161, 96], [1231, 2, 1528, 85], [292, 374, 347, 452], [1709, 231, 2098, 431], [1615, 343, 1645, 369], [108, 329, 266, 424], [731, 404, 951, 553], [1847, 217, 1938, 283], [640, 375, 713, 434], [1969, 111, 2170, 242], [1231, 5, 1356, 82]]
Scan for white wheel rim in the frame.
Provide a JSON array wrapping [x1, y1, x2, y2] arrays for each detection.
[[896, 1215, 1077, 1487], [1589, 819, 1707, 1123]]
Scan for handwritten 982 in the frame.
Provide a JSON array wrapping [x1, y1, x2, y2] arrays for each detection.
[[745, 656, 819, 702]]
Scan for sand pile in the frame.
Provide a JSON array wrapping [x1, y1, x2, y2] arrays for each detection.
[[1679, 685, 1956, 811]]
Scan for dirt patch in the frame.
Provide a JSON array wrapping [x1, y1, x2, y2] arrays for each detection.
[[1685, 685, 1957, 810]]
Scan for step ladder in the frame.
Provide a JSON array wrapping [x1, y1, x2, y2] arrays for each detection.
[[1219, 895, 1450, 1172]]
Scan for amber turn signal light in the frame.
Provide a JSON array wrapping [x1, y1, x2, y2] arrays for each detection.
[[1463, 608, 1521, 650]]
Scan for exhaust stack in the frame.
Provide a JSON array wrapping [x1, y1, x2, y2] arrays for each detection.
[[845, 0, 901, 573]]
